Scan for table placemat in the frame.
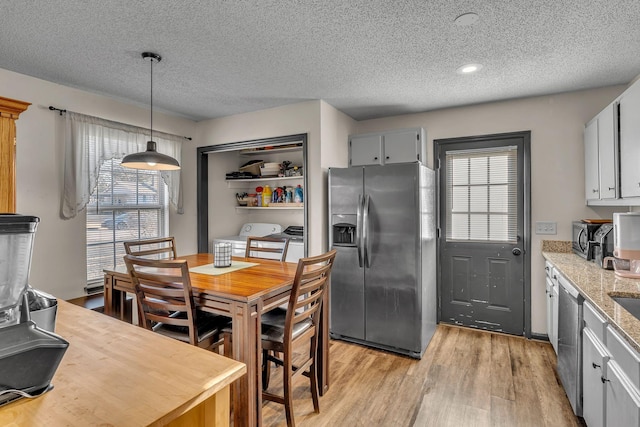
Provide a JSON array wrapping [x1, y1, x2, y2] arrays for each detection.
[[190, 260, 259, 276]]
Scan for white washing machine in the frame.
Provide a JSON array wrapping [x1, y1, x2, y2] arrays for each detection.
[[212, 223, 304, 263]]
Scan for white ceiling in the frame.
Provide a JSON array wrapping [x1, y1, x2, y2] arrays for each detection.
[[1, 1, 639, 121]]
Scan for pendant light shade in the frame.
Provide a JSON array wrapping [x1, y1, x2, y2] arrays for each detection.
[[122, 52, 180, 171]]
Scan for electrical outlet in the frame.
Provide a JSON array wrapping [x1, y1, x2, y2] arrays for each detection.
[[535, 221, 557, 235]]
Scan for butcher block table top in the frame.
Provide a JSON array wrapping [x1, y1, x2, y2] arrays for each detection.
[[0, 300, 246, 426]]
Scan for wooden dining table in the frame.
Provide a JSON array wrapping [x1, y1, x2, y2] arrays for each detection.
[[103, 253, 330, 427]]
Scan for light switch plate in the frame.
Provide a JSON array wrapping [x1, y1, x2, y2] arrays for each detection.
[[535, 221, 557, 235]]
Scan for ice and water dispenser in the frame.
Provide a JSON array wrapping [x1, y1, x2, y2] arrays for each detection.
[[0, 214, 68, 405], [332, 215, 357, 246]]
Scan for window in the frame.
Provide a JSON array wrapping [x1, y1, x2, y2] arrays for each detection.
[[61, 110, 183, 293], [86, 158, 168, 287], [445, 146, 518, 243]]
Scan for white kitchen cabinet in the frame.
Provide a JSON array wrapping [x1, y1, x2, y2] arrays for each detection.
[[620, 79, 640, 198], [551, 282, 559, 353], [349, 128, 426, 166], [545, 261, 559, 353], [603, 325, 640, 427], [545, 263, 559, 354], [583, 327, 610, 427], [545, 276, 553, 346], [585, 102, 618, 202], [606, 360, 640, 427], [350, 133, 383, 166], [585, 117, 600, 200], [598, 103, 617, 199]]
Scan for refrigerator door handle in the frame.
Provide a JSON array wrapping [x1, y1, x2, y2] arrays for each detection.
[[363, 194, 371, 268], [356, 194, 364, 268]]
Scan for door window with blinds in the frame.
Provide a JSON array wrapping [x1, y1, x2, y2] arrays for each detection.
[[445, 146, 518, 243], [86, 158, 168, 286]]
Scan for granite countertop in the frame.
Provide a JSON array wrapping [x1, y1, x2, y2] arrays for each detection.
[[542, 250, 640, 353]]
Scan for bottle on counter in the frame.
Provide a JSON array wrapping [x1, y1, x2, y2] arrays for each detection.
[[294, 185, 303, 203], [263, 185, 272, 207], [255, 186, 263, 207]]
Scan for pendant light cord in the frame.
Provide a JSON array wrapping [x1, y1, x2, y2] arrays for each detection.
[[150, 55, 154, 143]]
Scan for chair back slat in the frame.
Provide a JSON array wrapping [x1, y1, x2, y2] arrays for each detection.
[[123, 254, 199, 345], [283, 249, 337, 345], [245, 236, 290, 261], [124, 237, 178, 260]]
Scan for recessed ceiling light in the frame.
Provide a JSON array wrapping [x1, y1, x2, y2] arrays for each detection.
[[456, 63, 483, 74], [454, 12, 479, 26]]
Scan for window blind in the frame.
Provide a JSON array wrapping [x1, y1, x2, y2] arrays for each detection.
[[445, 146, 518, 243], [86, 158, 168, 286]]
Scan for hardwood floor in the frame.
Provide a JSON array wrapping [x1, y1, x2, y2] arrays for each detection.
[[261, 324, 583, 427]]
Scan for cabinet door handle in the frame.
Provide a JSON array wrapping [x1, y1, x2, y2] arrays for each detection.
[[609, 187, 615, 190], [592, 189, 599, 193], [592, 362, 601, 369], [601, 376, 610, 383], [374, 156, 378, 160], [386, 156, 390, 160]]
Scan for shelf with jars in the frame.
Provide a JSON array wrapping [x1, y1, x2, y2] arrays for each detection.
[[234, 181, 304, 211]]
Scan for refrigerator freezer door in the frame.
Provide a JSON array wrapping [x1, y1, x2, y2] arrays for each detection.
[[363, 163, 421, 352], [331, 246, 365, 339], [329, 167, 366, 340]]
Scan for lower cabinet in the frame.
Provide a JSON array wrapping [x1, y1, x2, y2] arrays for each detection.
[[546, 276, 558, 353], [581, 301, 640, 427], [583, 327, 609, 427], [545, 262, 559, 353], [606, 360, 640, 426], [604, 326, 640, 426]]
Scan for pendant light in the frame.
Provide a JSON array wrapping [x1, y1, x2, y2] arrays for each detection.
[[122, 52, 180, 171]]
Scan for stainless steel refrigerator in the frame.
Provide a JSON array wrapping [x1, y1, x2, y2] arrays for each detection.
[[328, 162, 437, 358]]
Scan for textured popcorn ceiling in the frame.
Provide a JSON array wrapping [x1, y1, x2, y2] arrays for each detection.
[[1, 0, 639, 121]]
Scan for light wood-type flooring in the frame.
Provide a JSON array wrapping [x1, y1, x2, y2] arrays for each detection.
[[261, 324, 584, 427]]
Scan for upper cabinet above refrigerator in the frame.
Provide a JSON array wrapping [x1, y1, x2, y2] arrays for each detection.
[[349, 127, 426, 166]]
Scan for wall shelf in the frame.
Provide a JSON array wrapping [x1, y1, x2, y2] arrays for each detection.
[[226, 175, 302, 183], [235, 206, 304, 211], [226, 175, 303, 189], [239, 144, 302, 156]]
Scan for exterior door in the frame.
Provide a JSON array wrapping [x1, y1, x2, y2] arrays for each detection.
[[435, 132, 530, 336]]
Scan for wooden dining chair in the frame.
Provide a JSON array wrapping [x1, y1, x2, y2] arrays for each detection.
[[123, 236, 178, 259], [260, 249, 337, 427], [121, 237, 178, 324], [245, 235, 290, 260], [123, 254, 227, 352]]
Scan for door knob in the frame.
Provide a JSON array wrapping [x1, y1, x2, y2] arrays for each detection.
[[512, 248, 522, 256]]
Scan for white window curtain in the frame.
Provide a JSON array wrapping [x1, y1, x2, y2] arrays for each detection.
[[62, 111, 183, 218]]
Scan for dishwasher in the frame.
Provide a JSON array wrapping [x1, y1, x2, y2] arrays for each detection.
[[556, 273, 584, 416]]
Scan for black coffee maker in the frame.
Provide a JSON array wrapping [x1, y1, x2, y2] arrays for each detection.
[[0, 214, 68, 405], [592, 223, 614, 269]]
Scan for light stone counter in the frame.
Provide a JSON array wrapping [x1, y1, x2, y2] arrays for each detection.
[[543, 251, 640, 353]]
